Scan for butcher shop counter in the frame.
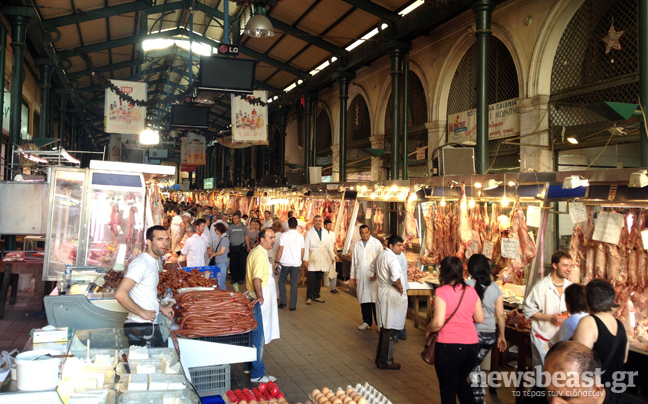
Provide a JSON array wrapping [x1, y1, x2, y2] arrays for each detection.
[[407, 280, 437, 329], [44, 282, 130, 331]]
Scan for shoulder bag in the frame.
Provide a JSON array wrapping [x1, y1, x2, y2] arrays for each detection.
[[421, 285, 467, 365]]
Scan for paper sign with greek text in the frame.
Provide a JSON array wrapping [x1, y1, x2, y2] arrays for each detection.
[[501, 238, 520, 259], [465, 230, 480, 259], [592, 211, 624, 245], [569, 202, 588, 224], [421, 202, 430, 217], [642, 230, 648, 250], [482, 240, 494, 260], [366, 208, 372, 220], [526, 205, 541, 228]]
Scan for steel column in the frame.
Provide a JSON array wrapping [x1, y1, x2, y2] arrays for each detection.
[[640, 0, 648, 166], [388, 43, 409, 180], [304, 96, 312, 183], [402, 59, 409, 180], [6, 9, 31, 172], [336, 72, 354, 182], [58, 93, 68, 141], [473, 0, 495, 174], [223, 0, 229, 44], [279, 110, 287, 178], [312, 98, 318, 170], [0, 24, 6, 180], [39, 63, 54, 138]]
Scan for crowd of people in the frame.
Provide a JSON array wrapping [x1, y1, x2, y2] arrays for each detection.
[[115, 199, 639, 401]]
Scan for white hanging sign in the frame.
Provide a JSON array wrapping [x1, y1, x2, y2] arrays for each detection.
[[641, 230, 648, 251], [104, 80, 147, 135], [592, 212, 624, 245], [526, 206, 541, 228], [501, 238, 520, 259], [482, 240, 494, 260], [569, 202, 588, 224], [231, 91, 268, 143]]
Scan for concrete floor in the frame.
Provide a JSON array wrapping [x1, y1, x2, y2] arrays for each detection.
[[0, 285, 519, 404]]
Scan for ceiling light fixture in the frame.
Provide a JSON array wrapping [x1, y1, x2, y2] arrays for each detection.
[[567, 137, 579, 144], [244, 7, 275, 38], [140, 129, 160, 145], [483, 179, 501, 190], [629, 170, 648, 188], [562, 175, 589, 189]]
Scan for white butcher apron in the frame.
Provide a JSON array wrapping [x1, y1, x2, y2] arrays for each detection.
[[261, 266, 280, 344], [375, 250, 407, 330], [353, 241, 379, 304]]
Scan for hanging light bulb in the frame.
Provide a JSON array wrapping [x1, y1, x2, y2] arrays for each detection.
[[501, 194, 509, 207], [440, 197, 446, 207], [468, 198, 475, 208]]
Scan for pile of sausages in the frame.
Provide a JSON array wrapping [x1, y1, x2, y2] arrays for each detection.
[[174, 290, 257, 338], [99, 269, 124, 291], [157, 267, 218, 295]]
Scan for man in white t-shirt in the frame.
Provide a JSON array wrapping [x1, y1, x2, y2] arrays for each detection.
[[115, 225, 174, 347], [181, 224, 208, 267], [275, 217, 304, 310]]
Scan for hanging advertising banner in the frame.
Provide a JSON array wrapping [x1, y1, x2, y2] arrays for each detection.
[[108, 134, 122, 161], [187, 132, 206, 166], [231, 90, 269, 144], [180, 137, 191, 172], [447, 98, 520, 143], [104, 80, 147, 135]]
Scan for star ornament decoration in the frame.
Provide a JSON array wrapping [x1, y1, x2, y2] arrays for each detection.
[[602, 23, 625, 55]]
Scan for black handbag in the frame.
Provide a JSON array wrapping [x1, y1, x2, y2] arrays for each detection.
[[421, 286, 466, 365]]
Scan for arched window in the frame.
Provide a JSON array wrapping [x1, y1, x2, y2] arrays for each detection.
[[447, 36, 520, 171], [315, 110, 333, 172], [549, 0, 638, 156], [384, 71, 429, 177]]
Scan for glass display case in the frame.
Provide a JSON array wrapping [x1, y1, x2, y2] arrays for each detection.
[[44, 167, 147, 280], [85, 171, 146, 270], [44, 168, 87, 280]]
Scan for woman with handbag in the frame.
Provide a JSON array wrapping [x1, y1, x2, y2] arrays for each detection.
[[466, 254, 507, 404], [426, 256, 484, 404], [207, 223, 230, 290]]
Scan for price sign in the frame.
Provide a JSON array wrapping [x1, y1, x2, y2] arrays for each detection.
[[501, 238, 520, 259], [366, 208, 372, 220], [482, 240, 494, 260], [592, 211, 624, 245], [569, 202, 588, 224], [526, 205, 541, 228], [421, 202, 430, 217], [642, 230, 648, 250]]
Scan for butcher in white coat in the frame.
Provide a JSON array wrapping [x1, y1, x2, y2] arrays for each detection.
[[371, 234, 407, 370], [349, 225, 383, 331], [303, 215, 335, 305]]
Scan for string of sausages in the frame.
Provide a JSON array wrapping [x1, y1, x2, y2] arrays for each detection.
[[173, 290, 257, 338], [157, 267, 218, 295]]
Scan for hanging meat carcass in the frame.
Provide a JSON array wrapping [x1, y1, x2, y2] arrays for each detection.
[[373, 207, 385, 235], [499, 196, 537, 284], [568, 223, 585, 284], [422, 203, 436, 265], [455, 185, 474, 260], [583, 210, 596, 283], [404, 192, 419, 243]]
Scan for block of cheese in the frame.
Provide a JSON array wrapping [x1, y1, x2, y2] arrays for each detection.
[[161, 358, 181, 374], [136, 361, 157, 374], [129, 345, 149, 360], [127, 374, 148, 391], [166, 375, 186, 390], [148, 374, 169, 390]]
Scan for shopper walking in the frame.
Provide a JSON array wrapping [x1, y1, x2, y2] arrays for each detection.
[[524, 250, 572, 366], [207, 222, 230, 290], [550, 283, 588, 344], [115, 225, 174, 347], [263, 210, 274, 229], [227, 212, 251, 286], [275, 217, 304, 310], [324, 219, 340, 294], [373, 235, 407, 369], [349, 225, 383, 330], [303, 215, 336, 304], [245, 228, 279, 383], [268, 220, 283, 299], [428, 256, 484, 404], [466, 254, 507, 404], [168, 207, 183, 254]]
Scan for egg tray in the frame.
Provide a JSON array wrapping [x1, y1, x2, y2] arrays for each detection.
[[308, 383, 392, 404]]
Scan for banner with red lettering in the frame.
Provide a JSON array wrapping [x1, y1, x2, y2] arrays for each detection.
[[447, 98, 519, 143], [104, 80, 147, 135]]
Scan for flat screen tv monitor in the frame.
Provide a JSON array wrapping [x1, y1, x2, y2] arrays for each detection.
[[199, 56, 256, 94], [170, 105, 210, 128]]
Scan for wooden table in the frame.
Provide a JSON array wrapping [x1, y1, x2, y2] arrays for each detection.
[[0, 255, 44, 319], [489, 325, 532, 404], [407, 284, 435, 329]]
